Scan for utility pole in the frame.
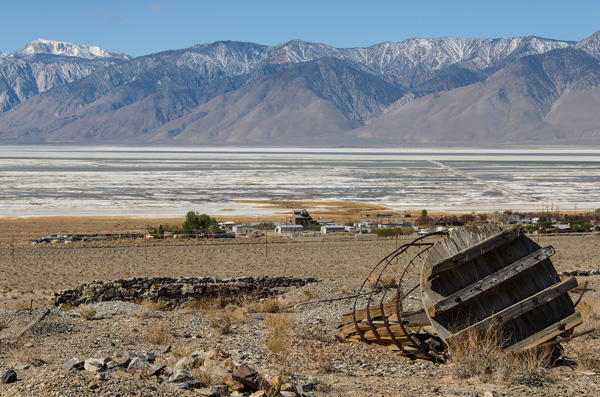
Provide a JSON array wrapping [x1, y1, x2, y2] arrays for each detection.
[[264, 232, 268, 259]]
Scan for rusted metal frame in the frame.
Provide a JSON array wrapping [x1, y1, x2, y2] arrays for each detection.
[[370, 239, 439, 345], [351, 234, 443, 343], [393, 244, 442, 358], [363, 232, 446, 356], [573, 280, 589, 308]]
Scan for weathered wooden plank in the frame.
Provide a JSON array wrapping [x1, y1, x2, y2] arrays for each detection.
[[508, 311, 582, 353], [425, 227, 522, 280], [340, 305, 429, 327], [447, 277, 578, 341], [388, 310, 431, 327], [428, 246, 556, 317], [341, 301, 398, 322]]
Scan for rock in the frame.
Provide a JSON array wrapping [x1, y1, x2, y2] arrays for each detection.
[[281, 383, 297, 392], [161, 344, 172, 354], [303, 378, 319, 391], [14, 364, 30, 371], [1, 369, 17, 384], [84, 358, 106, 373], [201, 358, 230, 379], [175, 357, 198, 370], [169, 368, 194, 383], [249, 391, 266, 397], [62, 358, 81, 370], [197, 385, 229, 396], [147, 363, 165, 376], [191, 350, 207, 360], [142, 352, 156, 363], [166, 380, 206, 389], [207, 347, 229, 360], [280, 391, 298, 397], [233, 364, 264, 392], [127, 356, 150, 371]]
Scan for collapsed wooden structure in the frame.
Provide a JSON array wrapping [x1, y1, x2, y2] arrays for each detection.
[[337, 225, 585, 361]]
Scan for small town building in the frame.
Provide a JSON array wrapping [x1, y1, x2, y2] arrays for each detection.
[[292, 209, 319, 230], [232, 225, 254, 235], [321, 224, 346, 234], [276, 225, 304, 235]]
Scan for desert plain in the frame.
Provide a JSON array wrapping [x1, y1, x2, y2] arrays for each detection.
[[1, 208, 600, 396]]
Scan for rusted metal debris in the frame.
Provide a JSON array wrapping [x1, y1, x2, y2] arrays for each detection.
[[337, 225, 586, 361]]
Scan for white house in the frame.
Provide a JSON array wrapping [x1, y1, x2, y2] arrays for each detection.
[[275, 225, 304, 235], [321, 224, 346, 234], [232, 225, 254, 235]]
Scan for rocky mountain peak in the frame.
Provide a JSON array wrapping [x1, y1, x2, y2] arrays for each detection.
[[11, 38, 130, 60], [575, 30, 600, 59]]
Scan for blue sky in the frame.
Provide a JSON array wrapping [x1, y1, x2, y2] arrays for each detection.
[[1, 0, 599, 57]]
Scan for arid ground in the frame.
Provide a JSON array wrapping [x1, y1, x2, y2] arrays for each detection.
[[1, 212, 600, 396]]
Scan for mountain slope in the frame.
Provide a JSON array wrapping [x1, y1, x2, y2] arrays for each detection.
[[0, 33, 598, 146], [0, 39, 130, 114], [351, 47, 600, 145]]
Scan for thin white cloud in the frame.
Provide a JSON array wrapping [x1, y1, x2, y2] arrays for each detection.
[[150, 3, 161, 11], [95, 11, 122, 25]]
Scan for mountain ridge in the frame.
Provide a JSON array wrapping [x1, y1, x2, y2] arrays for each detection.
[[0, 33, 599, 146]]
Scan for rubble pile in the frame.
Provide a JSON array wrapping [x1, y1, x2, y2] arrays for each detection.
[[53, 276, 317, 309]]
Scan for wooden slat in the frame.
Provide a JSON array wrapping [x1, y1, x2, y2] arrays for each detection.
[[428, 246, 556, 317], [448, 277, 578, 342], [508, 311, 582, 353], [342, 301, 398, 322], [340, 306, 429, 327], [425, 227, 522, 280]]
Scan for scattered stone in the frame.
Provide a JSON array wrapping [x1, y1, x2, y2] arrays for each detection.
[[233, 364, 264, 392], [62, 357, 80, 370], [1, 369, 17, 384], [165, 380, 206, 390], [127, 356, 150, 372], [53, 276, 317, 308], [14, 364, 31, 371], [168, 368, 194, 383], [84, 358, 107, 373], [207, 347, 229, 360]]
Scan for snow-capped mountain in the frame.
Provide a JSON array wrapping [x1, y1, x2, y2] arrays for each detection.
[[10, 38, 130, 60], [0, 33, 598, 146], [0, 39, 130, 113]]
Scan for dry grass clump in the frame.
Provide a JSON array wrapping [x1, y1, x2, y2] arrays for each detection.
[[144, 323, 171, 345], [264, 313, 294, 374], [261, 298, 282, 313], [576, 299, 600, 338], [0, 317, 7, 331], [141, 299, 168, 312], [366, 273, 397, 290], [339, 285, 350, 295], [209, 312, 233, 335], [447, 325, 553, 385], [571, 344, 600, 371], [183, 296, 223, 313], [78, 305, 96, 321], [245, 297, 282, 314], [189, 299, 247, 335], [570, 299, 600, 369]]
